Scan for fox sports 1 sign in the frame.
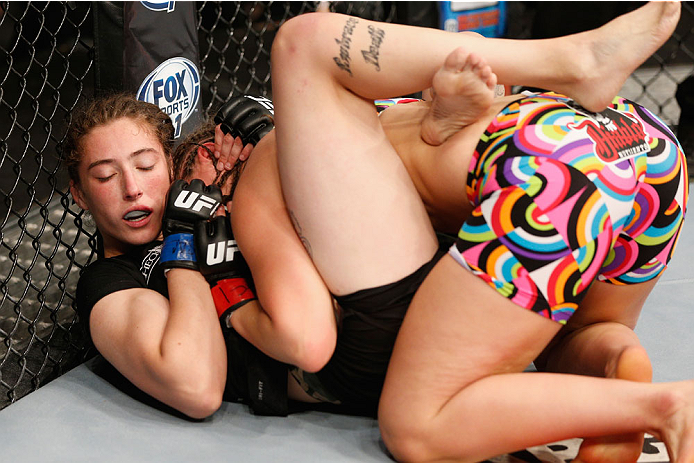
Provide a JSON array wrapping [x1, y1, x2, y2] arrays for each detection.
[[137, 57, 200, 138]]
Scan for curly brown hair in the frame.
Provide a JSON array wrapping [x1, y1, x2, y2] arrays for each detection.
[[172, 118, 247, 200], [171, 118, 216, 181], [62, 93, 174, 183]]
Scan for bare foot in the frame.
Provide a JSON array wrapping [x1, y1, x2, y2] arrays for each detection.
[[420, 47, 497, 146], [561, 1, 680, 111], [574, 346, 653, 463]]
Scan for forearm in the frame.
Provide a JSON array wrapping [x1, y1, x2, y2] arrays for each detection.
[[160, 268, 227, 394], [231, 299, 334, 372], [231, 300, 300, 366]]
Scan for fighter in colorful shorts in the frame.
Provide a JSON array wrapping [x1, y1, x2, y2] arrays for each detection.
[[449, 92, 688, 323]]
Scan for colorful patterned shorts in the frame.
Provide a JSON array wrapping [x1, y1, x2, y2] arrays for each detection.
[[449, 93, 688, 323]]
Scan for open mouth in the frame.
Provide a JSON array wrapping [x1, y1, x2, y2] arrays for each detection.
[[123, 210, 152, 222]]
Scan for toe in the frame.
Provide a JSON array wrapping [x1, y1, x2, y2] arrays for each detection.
[[444, 47, 468, 72]]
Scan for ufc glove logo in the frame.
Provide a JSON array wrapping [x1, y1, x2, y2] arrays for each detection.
[[206, 240, 240, 266], [244, 95, 274, 115], [173, 190, 218, 214]]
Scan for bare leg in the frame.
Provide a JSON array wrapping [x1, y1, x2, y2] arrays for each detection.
[[271, 13, 441, 297], [379, 257, 694, 463], [280, 3, 677, 110], [575, 344, 652, 463], [420, 47, 497, 146], [270, 3, 678, 293], [540, 323, 652, 463], [554, 1, 679, 111], [269, 7, 691, 461], [537, 279, 658, 462]]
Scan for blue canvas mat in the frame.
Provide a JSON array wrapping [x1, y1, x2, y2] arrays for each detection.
[[0, 354, 672, 463]]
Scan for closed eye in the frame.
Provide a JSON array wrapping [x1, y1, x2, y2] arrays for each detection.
[[96, 174, 115, 182]]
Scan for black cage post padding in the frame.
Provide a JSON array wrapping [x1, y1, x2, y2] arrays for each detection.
[[93, 1, 124, 94], [94, 2, 205, 141], [0, 1, 692, 411]]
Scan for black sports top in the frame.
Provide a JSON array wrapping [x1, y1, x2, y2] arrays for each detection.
[[75, 240, 288, 416]]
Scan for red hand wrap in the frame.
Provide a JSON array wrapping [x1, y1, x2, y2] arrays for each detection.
[[211, 278, 256, 319]]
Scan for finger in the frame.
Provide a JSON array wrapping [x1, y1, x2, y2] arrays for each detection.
[[225, 137, 244, 170], [214, 125, 225, 159], [239, 143, 254, 162], [217, 133, 235, 170], [214, 205, 226, 217]]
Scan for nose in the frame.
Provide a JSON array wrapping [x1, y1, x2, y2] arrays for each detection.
[[121, 168, 143, 200]]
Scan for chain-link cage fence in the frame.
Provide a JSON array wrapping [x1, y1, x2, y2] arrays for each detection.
[[1, 1, 693, 411], [0, 1, 97, 410], [196, 1, 398, 110], [0, 0, 402, 412]]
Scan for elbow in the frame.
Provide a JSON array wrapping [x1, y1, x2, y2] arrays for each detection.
[[295, 346, 333, 374], [268, 300, 337, 372], [161, 366, 225, 419], [284, 323, 336, 373], [175, 382, 224, 420], [185, 396, 223, 421]]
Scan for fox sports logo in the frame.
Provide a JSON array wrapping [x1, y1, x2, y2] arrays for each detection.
[[141, 1, 175, 13], [137, 57, 200, 138]]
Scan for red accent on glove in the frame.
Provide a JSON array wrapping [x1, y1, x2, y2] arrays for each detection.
[[211, 277, 256, 319]]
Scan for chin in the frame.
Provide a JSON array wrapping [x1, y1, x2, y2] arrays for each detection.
[[138, 230, 162, 245], [124, 226, 161, 247]]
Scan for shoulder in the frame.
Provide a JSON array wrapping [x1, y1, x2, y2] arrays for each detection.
[[90, 286, 169, 339], [232, 132, 284, 232], [76, 242, 164, 333], [77, 256, 143, 309]]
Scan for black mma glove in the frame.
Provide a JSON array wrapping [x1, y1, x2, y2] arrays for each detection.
[[160, 179, 223, 273], [195, 215, 256, 326], [214, 95, 274, 146]]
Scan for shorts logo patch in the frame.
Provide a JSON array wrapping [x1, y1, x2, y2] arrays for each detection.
[[567, 102, 650, 164]]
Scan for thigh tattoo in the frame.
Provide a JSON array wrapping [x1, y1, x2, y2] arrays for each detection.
[[289, 209, 313, 258], [333, 17, 358, 76]]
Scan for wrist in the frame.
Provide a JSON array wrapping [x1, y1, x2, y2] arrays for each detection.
[[212, 277, 257, 326], [161, 232, 198, 272]]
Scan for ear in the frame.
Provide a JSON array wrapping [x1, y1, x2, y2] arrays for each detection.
[[185, 142, 219, 185], [69, 179, 88, 211], [197, 142, 216, 162]]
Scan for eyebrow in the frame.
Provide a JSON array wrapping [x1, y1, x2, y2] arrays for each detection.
[[86, 148, 158, 171]]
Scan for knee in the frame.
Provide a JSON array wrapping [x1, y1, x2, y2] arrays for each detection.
[[379, 417, 429, 462], [271, 12, 325, 67], [379, 384, 486, 462], [378, 395, 437, 462]]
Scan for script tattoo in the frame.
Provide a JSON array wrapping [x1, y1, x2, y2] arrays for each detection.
[[333, 17, 359, 76], [362, 25, 384, 71], [289, 210, 313, 258]]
